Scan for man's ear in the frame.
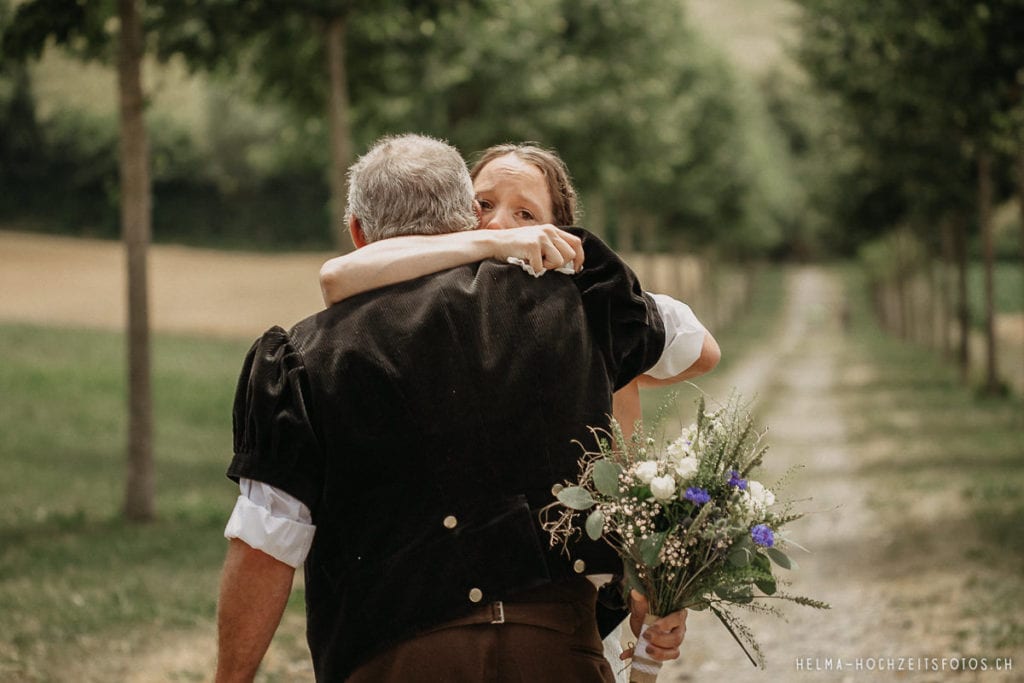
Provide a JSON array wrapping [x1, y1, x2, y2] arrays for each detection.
[[349, 215, 368, 249]]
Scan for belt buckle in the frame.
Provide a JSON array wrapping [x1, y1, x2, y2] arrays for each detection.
[[490, 600, 505, 624]]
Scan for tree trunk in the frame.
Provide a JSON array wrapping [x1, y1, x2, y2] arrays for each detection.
[[6, 65, 44, 166], [1015, 148, 1024, 374], [895, 270, 908, 340], [925, 264, 937, 349], [617, 203, 635, 253], [706, 254, 719, 330], [586, 193, 608, 241], [953, 212, 970, 383], [939, 216, 954, 359], [639, 214, 658, 252], [118, 0, 154, 522], [977, 151, 999, 392], [325, 15, 353, 250], [1016, 148, 1024, 341]]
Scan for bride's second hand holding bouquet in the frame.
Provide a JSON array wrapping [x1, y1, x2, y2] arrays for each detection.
[[544, 393, 829, 682]]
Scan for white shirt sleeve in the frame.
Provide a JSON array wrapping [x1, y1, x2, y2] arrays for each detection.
[[644, 292, 707, 380], [224, 478, 316, 569]]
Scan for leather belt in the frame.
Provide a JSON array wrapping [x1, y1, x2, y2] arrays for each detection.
[[426, 599, 582, 636]]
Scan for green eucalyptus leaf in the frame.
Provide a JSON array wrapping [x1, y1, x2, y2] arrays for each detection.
[[755, 576, 777, 595], [733, 589, 757, 606], [592, 459, 622, 498], [557, 486, 595, 510], [728, 547, 751, 567], [767, 547, 795, 570], [732, 535, 754, 552], [752, 552, 771, 571], [715, 585, 754, 604], [585, 508, 606, 540]]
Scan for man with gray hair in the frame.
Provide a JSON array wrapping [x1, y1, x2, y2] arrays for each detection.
[[345, 134, 478, 241], [215, 134, 698, 681]]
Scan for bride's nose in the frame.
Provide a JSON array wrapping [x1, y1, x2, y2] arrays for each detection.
[[484, 208, 512, 231]]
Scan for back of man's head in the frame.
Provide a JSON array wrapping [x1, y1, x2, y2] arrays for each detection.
[[346, 134, 478, 243]]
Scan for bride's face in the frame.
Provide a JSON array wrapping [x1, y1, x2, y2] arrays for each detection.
[[473, 154, 555, 230]]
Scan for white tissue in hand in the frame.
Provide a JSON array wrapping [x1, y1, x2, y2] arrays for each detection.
[[506, 257, 575, 277]]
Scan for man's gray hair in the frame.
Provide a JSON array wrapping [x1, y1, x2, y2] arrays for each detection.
[[346, 134, 478, 242]]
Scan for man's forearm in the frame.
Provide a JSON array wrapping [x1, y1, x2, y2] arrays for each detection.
[[215, 538, 296, 683]]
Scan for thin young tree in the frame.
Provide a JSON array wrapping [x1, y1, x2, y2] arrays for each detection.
[[2, 0, 157, 519], [1, 0, 278, 518], [117, 0, 154, 520]]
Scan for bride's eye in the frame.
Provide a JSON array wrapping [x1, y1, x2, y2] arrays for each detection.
[[517, 210, 535, 221], [477, 198, 493, 211]]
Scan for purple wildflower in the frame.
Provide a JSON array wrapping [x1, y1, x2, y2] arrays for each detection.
[[751, 524, 774, 547], [727, 470, 748, 490], [684, 487, 711, 505]]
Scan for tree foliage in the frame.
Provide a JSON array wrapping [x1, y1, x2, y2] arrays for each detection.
[[794, 0, 1024, 390], [793, 0, 1024, 239], [2, 0, 806, 255]]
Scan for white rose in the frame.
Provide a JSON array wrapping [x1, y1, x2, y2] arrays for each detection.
[[634, 460, 659, 484], [745, 480, 776, 512], [674, 457, 698, 480], [650, 475, 676, 501]]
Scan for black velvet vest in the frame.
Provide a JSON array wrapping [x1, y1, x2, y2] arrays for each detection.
[[228, 229, 665, 680]]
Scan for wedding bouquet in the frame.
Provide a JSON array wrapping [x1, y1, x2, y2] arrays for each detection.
[[544, 394, 828, 681]]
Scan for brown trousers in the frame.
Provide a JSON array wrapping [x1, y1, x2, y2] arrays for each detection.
[[347, 578, 616, 683]]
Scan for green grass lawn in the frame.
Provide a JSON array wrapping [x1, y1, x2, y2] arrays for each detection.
[[0, 324, 253, 680]]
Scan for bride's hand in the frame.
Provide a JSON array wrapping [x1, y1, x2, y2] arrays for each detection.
[[486, 225, 584, 274], [621, 589, 687, 662]]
